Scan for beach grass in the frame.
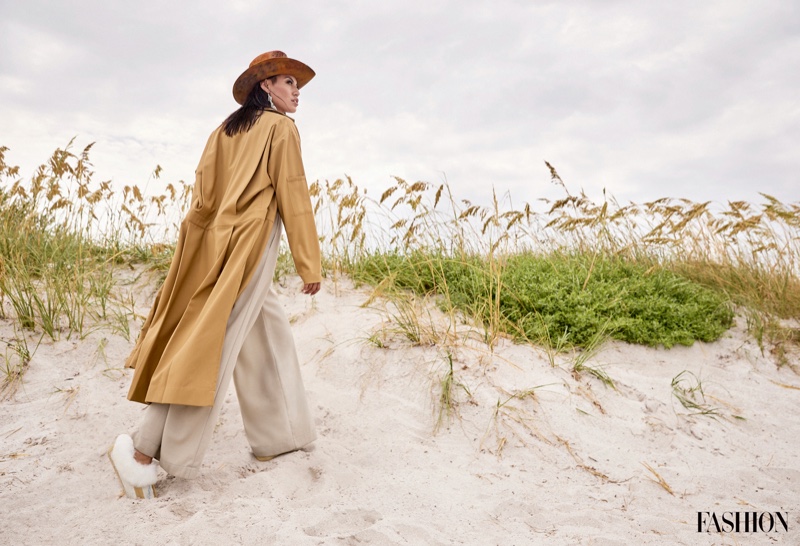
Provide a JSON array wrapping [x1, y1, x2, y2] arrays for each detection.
[[1, 141, 799, 396]]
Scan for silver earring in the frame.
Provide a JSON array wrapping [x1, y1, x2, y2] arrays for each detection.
[[267, 93, 275, 109]]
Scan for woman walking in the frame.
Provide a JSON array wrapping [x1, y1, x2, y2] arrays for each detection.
[[108, 51, 321, 499]]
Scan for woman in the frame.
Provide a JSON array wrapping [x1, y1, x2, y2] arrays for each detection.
[[108, 51, 322, 499]]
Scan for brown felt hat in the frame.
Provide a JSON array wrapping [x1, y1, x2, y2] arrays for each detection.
[[232, 51, 315, 105]]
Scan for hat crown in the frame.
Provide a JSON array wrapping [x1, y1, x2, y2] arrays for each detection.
[[250, 51, 287, 67]]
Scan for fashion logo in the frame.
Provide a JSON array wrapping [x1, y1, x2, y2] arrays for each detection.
[[697, 512, 789, 533]]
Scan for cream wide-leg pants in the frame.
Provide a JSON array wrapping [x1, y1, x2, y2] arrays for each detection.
[[132, 215, 316, 479]]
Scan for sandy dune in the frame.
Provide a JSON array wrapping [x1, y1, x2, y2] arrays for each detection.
[[1, 272, 798, 545]]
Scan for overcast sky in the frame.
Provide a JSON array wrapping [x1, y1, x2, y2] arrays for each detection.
[[1, 0, 798, 208]]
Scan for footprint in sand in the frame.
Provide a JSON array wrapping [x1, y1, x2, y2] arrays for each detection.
[[303, 509, 382, 537], [169, 499, 198, 518]]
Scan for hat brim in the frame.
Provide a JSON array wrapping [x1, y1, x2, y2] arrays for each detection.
[[233, 58, 315, 105]]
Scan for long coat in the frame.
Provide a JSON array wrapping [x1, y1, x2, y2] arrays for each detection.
[[125, 111, 321, 407]]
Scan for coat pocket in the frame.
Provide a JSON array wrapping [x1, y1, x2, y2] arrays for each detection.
[[288, 174, 313, 217]]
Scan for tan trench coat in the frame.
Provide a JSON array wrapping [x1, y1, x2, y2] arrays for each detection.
[[125, 111, 321, 407]]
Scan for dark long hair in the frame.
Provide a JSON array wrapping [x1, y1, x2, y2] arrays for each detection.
[[222, 78, 276, 137]]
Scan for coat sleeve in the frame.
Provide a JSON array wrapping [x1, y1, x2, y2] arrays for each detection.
[[268, 119, 322, 284]]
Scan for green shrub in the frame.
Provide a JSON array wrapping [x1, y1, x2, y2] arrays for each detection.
[[353, 252, 733, 349]]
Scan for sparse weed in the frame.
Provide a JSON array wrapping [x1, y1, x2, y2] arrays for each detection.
[[570, 323, 615, 388], [670, 370, 720, 417], [1, 329, 43, 399], [481, 386, 552, 456], [364, 330, 388, 349], [541, 321, 569, 368], [52, 385, 80, 414], [434, 351, 471, 432], [436, 352, 456, 430]]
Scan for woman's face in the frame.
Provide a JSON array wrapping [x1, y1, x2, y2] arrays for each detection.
[[260, 75, 299, 114]]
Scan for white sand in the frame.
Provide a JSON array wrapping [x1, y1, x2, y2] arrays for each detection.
[[1, 272, 798, 545]]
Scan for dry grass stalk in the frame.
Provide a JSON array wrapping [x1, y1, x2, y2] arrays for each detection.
[[434, 351, 472, 433], [641, 462, 675, 496], [769, 380, 800, 391], [556, 435, 610, 481]]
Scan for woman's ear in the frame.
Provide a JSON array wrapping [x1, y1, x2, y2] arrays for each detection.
[[260, 80, 270, 93]]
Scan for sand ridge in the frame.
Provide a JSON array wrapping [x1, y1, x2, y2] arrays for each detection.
[[0, 273, 798, 545]]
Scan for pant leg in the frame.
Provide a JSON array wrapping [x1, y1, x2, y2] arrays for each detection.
[[233, 286, 317, 458], [132, 216, 284, 478]]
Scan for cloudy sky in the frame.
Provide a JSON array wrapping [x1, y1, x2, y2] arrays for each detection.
[[1, 0, 798, 208]]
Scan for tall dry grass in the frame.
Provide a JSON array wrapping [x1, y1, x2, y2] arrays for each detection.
[[1, 141, 798, 396], [312, 165, 799, 314], [311, 163, 798, 371], [0, 141, 192, 396]]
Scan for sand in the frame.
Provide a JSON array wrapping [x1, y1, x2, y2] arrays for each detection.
[[1, 271, 798, 545]]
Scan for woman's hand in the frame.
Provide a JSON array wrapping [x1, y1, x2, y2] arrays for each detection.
[[302, 282, 321, 295]]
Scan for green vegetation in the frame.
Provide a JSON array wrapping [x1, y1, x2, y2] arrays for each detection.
[[352, 251, 733, 349], [0, 142, 190, 341], [1, 140, 799, 397]]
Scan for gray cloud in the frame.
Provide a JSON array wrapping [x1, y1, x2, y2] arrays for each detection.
[[1, 0, 797, 208]]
